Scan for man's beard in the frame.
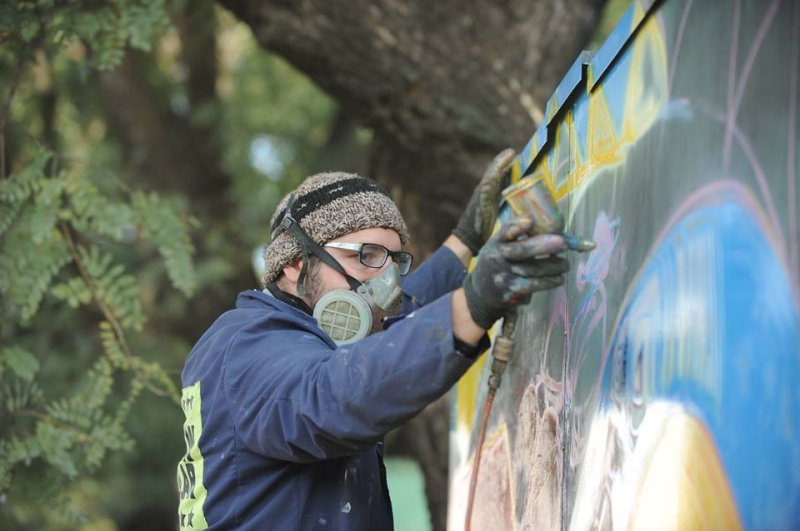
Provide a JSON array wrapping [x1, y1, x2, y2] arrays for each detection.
[[368, 294, 402, 334], [304, 259, 327, 308], [305, 259, 402, 336]]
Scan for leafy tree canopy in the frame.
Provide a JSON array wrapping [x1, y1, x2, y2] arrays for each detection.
[[0, 1, 345, 528]]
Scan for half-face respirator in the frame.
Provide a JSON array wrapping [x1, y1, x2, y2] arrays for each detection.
[[313, 263, 401, 344]]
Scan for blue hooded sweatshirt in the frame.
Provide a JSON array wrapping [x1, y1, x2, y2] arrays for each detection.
[[177, 246, 485, 530]]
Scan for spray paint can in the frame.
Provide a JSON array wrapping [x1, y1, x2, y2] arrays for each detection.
[[502, 177, 595, 252]]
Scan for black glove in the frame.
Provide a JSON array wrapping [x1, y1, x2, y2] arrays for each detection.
[[452, 149, 516, 254], [463, 217, 569, 329]]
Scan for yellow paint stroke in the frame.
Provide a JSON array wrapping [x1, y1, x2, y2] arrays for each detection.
[[455, 251, 501, 436], [455, 354, 488, 435], [629, 412, 743, 530], [567, 405, 742, 530], [622, 16, 668, 144], [511, 4, 669, 207], [570, 14, 668, 203], [454, 320, 499, 437], [585, 0, 648, 88], [476, 422, 509, 466], [510, 158, 523, 184]]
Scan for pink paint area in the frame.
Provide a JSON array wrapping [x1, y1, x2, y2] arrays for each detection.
[[467, 432, 514, 531], [569, 212, 620, 397]]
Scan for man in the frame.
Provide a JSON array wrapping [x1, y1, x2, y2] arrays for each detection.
[[177, 161, 572, 530]]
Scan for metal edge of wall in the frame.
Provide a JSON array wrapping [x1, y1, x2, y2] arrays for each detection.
[[511, 0, 662, 182]]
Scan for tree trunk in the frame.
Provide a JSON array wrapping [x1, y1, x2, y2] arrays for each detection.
[[217, 1, 607, 528], [219, 0, 606, 252], [96, 0, 255, 342]]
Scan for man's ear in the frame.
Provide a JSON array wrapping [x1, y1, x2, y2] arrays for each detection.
[[281, 257, 303, 285]]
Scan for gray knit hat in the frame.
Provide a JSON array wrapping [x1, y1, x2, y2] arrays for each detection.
[[262, 172, 409, 285]]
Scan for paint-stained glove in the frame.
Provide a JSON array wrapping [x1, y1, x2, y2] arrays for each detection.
[[452, 148, 517, 255], [463, 217, 569, 329]]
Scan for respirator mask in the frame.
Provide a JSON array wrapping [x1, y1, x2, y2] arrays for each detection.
[[313, 262, 401, 344], [274, 194, 410, 345]]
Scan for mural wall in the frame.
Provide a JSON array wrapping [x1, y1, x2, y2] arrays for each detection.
[[449, 0, 800, 529]]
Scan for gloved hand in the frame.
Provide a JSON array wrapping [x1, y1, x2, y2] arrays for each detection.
[[452, 148, 517, 255], [463, 217, 569, 329]]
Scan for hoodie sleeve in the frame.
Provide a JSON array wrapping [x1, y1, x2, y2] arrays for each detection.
[[223, 292, 484, 463], [398, 245, 468, 314]]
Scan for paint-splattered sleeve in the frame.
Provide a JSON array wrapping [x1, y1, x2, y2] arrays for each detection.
[[226, 293, 476, 462], [398, 245, 467, 314]]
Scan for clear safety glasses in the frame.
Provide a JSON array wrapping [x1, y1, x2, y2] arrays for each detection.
[[323, 242, 413, 275]]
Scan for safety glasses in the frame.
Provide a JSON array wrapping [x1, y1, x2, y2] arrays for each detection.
[[323, 242, 413, 275]]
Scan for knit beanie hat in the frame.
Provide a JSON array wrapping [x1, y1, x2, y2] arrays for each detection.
[[262, 172, 409, 285]]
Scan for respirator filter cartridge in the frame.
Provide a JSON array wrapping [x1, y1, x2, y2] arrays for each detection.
[[313, 290, 372, 345]]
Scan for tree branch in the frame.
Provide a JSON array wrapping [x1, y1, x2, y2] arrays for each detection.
[[0, 49, 28, 135], [220, 0, 607, 251]]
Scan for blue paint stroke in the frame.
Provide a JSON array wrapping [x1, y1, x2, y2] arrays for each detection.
[[604, 200, 800, 529]]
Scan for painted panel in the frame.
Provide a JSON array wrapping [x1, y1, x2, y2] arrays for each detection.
[[450, 1, 800, 529]]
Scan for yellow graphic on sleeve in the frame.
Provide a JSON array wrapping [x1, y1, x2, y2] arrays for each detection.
[[177, 381, 209, 529]]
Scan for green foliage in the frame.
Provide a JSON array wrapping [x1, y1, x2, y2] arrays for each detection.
[[1, 0, 169, 70], [79, 245, 146, 331], [51, 276, 92, 308], [132, 191, 196, 297], [0, 142, 194, 525], [1, 2, 344, 529], [62, 170, 137, 240], [0, 346, 41, 382], [98, 320, 129, 370], [0, 141, 194, 524], [0, 2, 197, 527], [0, 170, 72, 323]]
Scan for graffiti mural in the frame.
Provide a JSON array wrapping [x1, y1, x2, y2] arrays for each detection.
[[449, 0, 800, 529]]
